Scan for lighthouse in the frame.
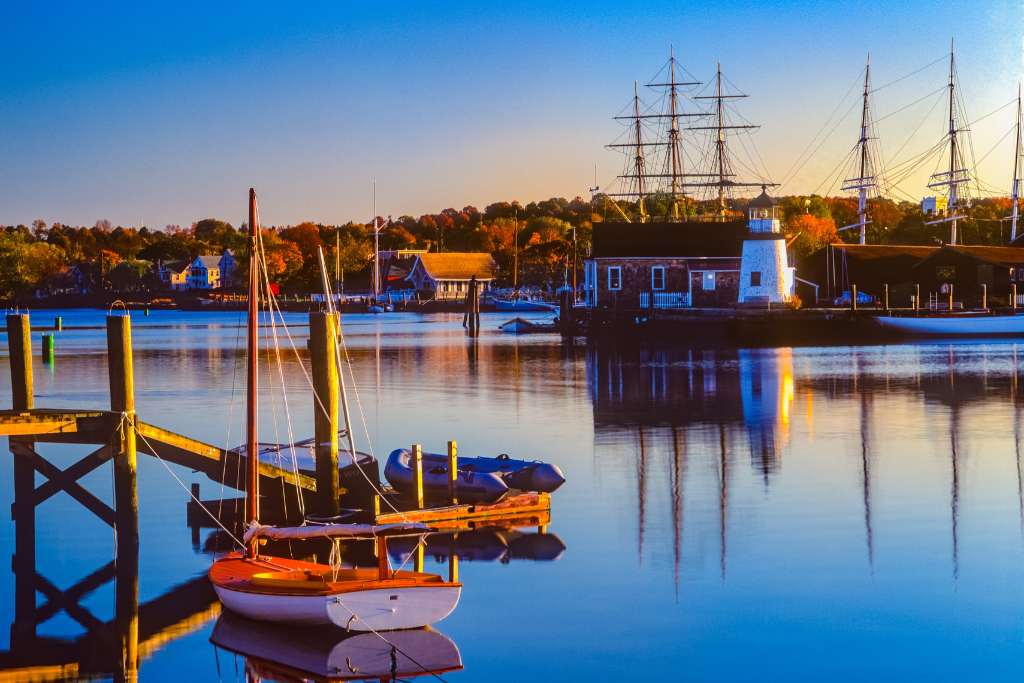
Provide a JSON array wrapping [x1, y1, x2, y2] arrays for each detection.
[[738, 186, 794, 305]]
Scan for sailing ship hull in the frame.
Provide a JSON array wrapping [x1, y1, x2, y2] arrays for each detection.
[[875, 313, 1024, 336], [211, 554, 461, 631]]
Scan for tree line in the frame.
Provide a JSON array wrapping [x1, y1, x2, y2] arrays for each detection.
[[0, 194, 1018, 298]]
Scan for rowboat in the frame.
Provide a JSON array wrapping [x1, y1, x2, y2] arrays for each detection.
[[874, 312, 1024, 336], [209, 189, 461, 632], [499, 317, 557, 334], [211, 612, 463, 681]]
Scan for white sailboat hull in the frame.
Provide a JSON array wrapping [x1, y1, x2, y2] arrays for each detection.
[[213, 583, 461, 631], [875, 313, 1024, 336]]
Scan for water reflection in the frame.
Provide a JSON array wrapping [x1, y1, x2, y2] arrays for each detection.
[[211, 613, 462, 682]]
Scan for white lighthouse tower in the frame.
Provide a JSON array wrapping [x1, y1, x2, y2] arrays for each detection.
[[738, 186, 794, 305]]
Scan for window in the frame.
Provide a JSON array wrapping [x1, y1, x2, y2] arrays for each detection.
[[750, 271, 762, 287], [702, 271, 716, 291], [651, 266, 665, 291], [608, 266, 622, 291]]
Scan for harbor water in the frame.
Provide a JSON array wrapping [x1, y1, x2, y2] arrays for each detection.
[[2, 309, 1024, 680]]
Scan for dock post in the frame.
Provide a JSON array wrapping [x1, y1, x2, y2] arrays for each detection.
[[54, 315, 62, 331], [559, 288, 573, 336], [447, 440, 458, 505], [42, 333, 54, 364], [412, 443, 424, 509], [850, 284, 858, 312], [948, 284, 954, 311], [414, 542, 424, 573], [914, 284, 920, 312], [883, 284, 889, 312], [310, 312, 341, 517], [7, 314, 36, 646], [982, 283, 988, 310], [1014, 284, 1018, 310], [106, 314, 139, 680]]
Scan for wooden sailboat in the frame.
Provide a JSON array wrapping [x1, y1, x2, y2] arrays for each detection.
[[209, 188, 461, 631]]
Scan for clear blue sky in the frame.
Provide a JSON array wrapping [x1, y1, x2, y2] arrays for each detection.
[[0, 1, 1021, 229]]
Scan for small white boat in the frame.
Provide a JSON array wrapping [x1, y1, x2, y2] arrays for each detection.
[[499, 317, 557, 334], [211, 612, 463, 681], [875, 312, 1024, 336]]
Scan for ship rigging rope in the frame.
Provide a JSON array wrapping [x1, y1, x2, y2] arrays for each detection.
[[870, 54, 947, 95]]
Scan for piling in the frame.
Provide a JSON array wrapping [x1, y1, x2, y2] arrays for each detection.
[[447, 440, 458, 505], [883, 284, 889, 312], [914, 284, 921, 312], [948, 285, 954, 311], [54, 316, 62, 331], [105, 314, 139, 678], [1014, 284, 1018, 310], [982, 284, 988, 310], [412, 443, 424, 509], [309, 312, 340, 516], [414, 542, 425, 573], [41, 334, 54, 364], [463, 277, 480, 336], [850, 284, 858, 312], [7, 314, 35, 645], [559, 289, 574, 336]]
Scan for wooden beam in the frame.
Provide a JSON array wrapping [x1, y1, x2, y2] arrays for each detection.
[[34, 574, 106, 635], [10, 442, 115, 527], [34, 562, 115, 626]]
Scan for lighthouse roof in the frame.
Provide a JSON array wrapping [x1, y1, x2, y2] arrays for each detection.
[[748, 186, 777, 209]]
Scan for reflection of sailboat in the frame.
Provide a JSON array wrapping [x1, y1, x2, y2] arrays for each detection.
[[211, 613, 462, 682], [209, 190, 461, 631]]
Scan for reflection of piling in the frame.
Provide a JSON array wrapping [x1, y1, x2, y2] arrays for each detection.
[[310, 312, 341, 516], [7, 314, 35, 645]]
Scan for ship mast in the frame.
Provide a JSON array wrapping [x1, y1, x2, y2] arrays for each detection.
[[631, 81, 649, 222], [842, 55, 879, 245], [680, 64, 776, 221], [245, 188, 260, 557], [1012, 82, 1022, 243], [927, 41, 970, 245]]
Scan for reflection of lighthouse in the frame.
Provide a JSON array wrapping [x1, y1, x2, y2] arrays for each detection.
[[739, 348, 794, 476]]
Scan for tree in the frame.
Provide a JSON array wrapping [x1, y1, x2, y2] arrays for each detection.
[[787, 214, 838, 258]]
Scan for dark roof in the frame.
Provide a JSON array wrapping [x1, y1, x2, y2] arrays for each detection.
[[748, 187, 777, 208], [919, 244, 1024, 267], [591, 221, 747, 258], [826, 243, 938, 261]]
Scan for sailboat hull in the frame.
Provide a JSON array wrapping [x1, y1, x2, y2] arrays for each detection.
[[210, 554, 461, 631], [213, 583, 461, 631]]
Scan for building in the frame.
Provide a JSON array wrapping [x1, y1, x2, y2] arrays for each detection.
[[405, 252, 497, 300], [183, 250, 237, 290], [157, 260, 190, 290], [802, 244, 938, 304], [912, 245, 1024, 307], [738, 188, 795, 305]]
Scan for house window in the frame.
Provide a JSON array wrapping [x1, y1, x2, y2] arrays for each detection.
[[750, 271, 762, 287], [702, 272, 716, 291], [651, 266, 665, 291], [608, 266, 622, 291]]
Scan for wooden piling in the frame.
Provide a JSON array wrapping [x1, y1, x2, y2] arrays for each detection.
[[54, 315, 62, 331], [464, 278, 480, 336], [414, 542, 424, 573], [309, 312, 340, 516], [982, 283, 988, 310], [412, 443, 424, 509], [883, 284, 889, 312], [106, 315, 139, 552], [42, 334, 54, 364], [850, 284, 858, 312], [7, 314, 35, 645], [914, 283, 921, 312], [447, 440, 458, 505], [948, 284, 954, 311], [1014, 283, 1018, 310], [559, 288, 573, 335]]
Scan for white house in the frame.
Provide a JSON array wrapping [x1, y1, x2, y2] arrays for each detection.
[[406, 252, 497, 300], [183, 249, 237, 290]]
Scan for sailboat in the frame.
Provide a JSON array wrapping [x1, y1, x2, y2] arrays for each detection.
[[209, 188, 461, 631]]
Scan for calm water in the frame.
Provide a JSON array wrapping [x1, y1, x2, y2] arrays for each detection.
[[3, 309, 1024, 680]]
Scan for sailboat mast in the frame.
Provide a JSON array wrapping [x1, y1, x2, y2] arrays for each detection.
[[668, 47, 683, 220], [372, 181, 380, 299], [1012, 82, 1022, 243], [947, 43, 960, 245], [632, 80, 648, 222], [246, 188, 260, 555], [715, 64, 727, 221], [513, 208, 518, 290], [857, 57, 872, 245]]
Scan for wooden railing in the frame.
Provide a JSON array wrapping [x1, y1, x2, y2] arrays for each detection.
[[639, 291, 690, 309]]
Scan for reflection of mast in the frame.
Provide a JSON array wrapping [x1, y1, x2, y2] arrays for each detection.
[[671, 426, 687, 599], [950, 404, 960, 580], [859, 391, 875, 571], [637, 425, 647, 566], [842, 55, 879, 246], [1016, 399, 1024, 538], [718, 423, 728, 580]]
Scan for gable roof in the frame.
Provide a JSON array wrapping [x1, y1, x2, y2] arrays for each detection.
[[826, 244, 938, 261], [193, 255, 221, 269], [416, 253, 497, 280], [591, 221, 747, 258], [918, 244, 1024, 268], [162, 259, 189, 273]]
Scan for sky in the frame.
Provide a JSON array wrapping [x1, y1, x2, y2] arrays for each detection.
[[0, 1, 1022, 229]]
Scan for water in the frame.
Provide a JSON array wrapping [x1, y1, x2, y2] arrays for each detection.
[[3, 309, 1024, 680]]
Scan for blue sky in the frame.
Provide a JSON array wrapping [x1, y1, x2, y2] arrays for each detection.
[[0, 1, 1021, 228]]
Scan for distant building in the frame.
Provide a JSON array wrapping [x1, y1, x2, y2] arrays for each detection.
[[157, 260, 190, 290], [921, 196, 949, 216], [582, 221, 746, 309], [183, 249, 237, 290], [405, 252, 497, 300]]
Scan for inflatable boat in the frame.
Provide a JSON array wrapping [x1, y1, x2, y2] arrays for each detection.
[[384, 449, 565, 504]]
